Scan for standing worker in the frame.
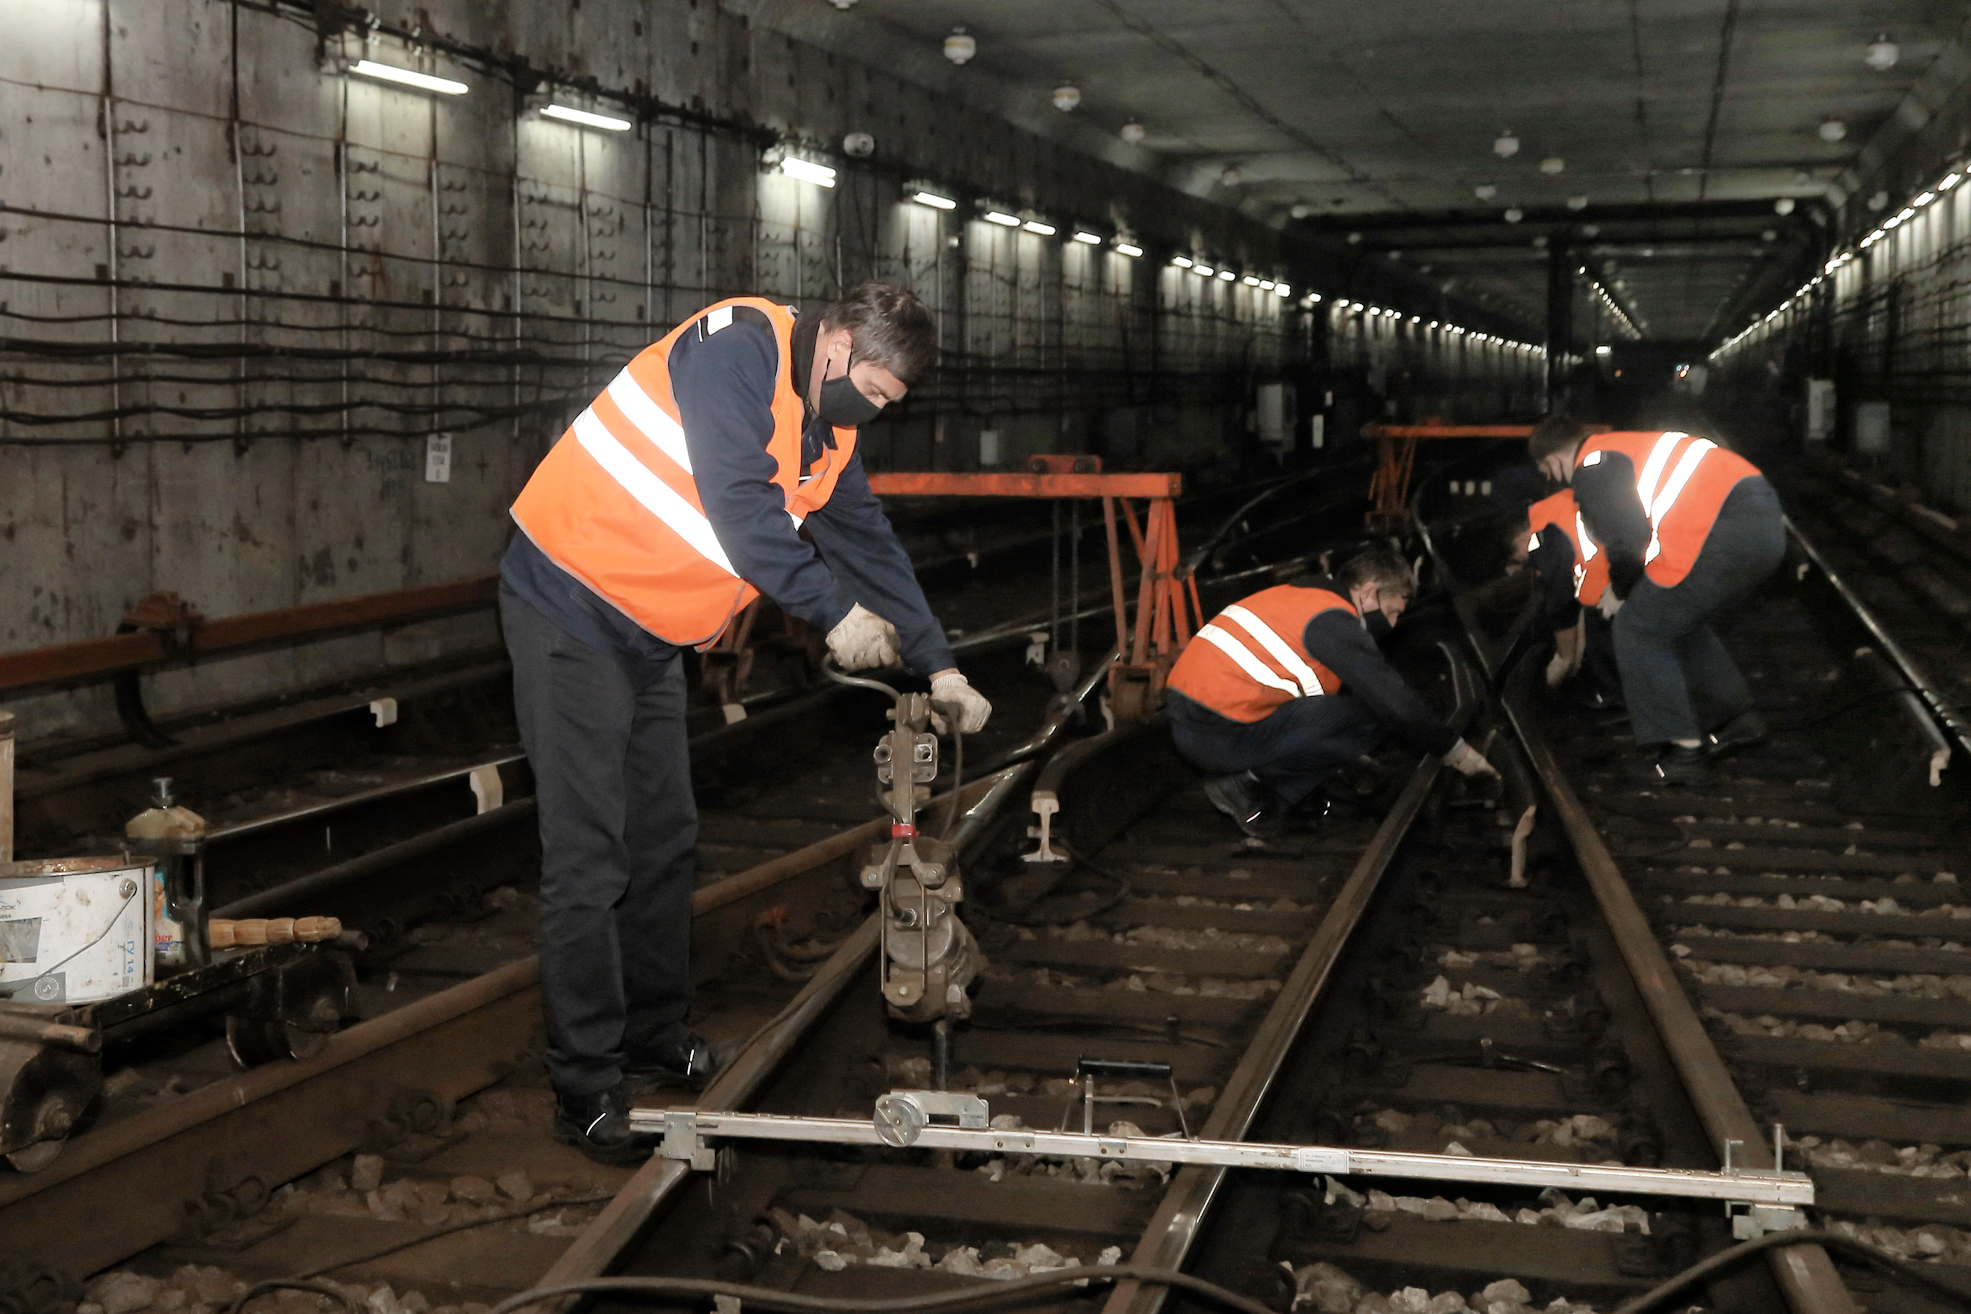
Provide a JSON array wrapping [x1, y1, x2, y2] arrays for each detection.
[[500, 282, 993, 1163], [1165, 548, 1499, 838], [1527, 416, 1782, 786], [1520, 487, 1621, 709]]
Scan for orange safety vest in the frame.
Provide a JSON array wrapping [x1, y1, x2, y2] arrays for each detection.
[[1167, 584, 1350, 723], [510, 298, 856, 648], [1525, 489, 1608, 606], [1574, 430, 1760, 588]]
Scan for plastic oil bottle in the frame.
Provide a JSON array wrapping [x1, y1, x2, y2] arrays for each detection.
[[126, 777, 208, 971]]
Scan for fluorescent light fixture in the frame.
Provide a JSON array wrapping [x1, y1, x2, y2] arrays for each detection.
[[1258, 279, 1275, 290], [1595, 345, 1612, 355], [1195, 264, 1216, 277], [1242, 275, 1260, 286], [779, 156, 837, 187], [1428, 320, 1438, 328], [1885, 215, 1903, 229], [983, 210, 1022, 227], [541, 103, 632, 132], [349, 59, 467, 96], [1072, 230, 1102, 245], [912, 190, 958, 210], [1115, 242, 1143, 258], [1917, 191, 1936, 206], [1943, 172, 1963, 190], [1897, 207, 1915, 221], [1171, 256, 1194, 268], [1023, 220, 1057, 236], [1274, 284, 1291, 297], [1307, 292, 1321, 303], [1217, 269, 1236, 281], [1349, 301, 1363, 311]]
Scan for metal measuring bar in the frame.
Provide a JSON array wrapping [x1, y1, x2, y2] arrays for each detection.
[[631, 1091, 1814, 1209]]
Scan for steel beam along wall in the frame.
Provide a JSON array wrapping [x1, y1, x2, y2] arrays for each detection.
[[0, 0, 1310, 741]]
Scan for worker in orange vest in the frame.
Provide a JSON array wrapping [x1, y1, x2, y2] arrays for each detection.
[[499, 283, 992, 1162], [1165, 548, 1499, 838], [1519, 488, 1620, 709], [1528, 415, 1783, 786]]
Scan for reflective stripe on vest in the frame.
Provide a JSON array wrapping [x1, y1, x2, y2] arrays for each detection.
[[1216, 604, 1327, 697], [1631, 431, 1717, 564], [1195, 625, 1304, 698], [570, 408, 737, 576]]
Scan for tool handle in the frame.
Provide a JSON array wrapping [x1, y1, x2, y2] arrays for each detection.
[[1078, 1057, 1173, 1080]]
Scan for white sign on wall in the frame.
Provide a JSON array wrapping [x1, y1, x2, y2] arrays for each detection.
[[425, 433, 454, 483], [1805, 379, 1835, 441]]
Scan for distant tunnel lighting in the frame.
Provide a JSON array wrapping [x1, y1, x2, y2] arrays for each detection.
[[1917, 191, 1936, 206], [1898, 207, 1915, 220], [1072, 230, 1102, 244], [1023, 220, 1057, 236], [1943, 172, 1963, 190], [1115, 242, 1143, 258], [1595, 345, 1612, 355], [1259, 279, 1275, 290], [1307, 293, 1321, 302], [1171, 256, 1194, 268], [983, 211, 1022, 227], [779, 157, 837, 187], [542, 103, 632, 132], [349, 59, 468, 96], [912, 190, 958, 210], [1217, 269, 1236, 281], [1242, 275, 1260, 286], [1274, 284, 1291, 298], [1195, 264, 1216, 277]]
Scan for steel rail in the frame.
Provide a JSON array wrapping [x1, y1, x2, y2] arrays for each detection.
[[1498, 665, 1859, 1314], [0, 774, 1016, 1281], [1784, 512, 1971, 761], [1101, 657, 1476, 1314]]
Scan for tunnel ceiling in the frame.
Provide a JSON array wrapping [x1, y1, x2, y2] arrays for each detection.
[[785, 0, 1967, 344]]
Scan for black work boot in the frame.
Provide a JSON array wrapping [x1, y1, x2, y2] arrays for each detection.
[[1630, 743, 1714, 789], [1203, 771, 1282, 839], [1705, 709, 1768, 757], [623, 1030, 720, 1093], [551, 1083, 652, 1165]]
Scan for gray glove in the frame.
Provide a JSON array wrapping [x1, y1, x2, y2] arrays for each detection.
[[1443, 738, 1500, 779], [827, 603, 900, 671], [1596, 591, 1624, 621], [929, 672, 992, 735]]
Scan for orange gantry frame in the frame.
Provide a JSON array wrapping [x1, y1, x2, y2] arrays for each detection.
[[867, 457, 1199, 719], [1359, 422, 1534, 524]]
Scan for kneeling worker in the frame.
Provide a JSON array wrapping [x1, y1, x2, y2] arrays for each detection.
[[501, 282, 993, 1162], [1527, 416, 1783, 786], [1521, 487, 1620, 707], [1166, 548, 1499, 837]]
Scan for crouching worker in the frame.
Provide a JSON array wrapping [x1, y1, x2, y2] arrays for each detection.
[[1521, 487, 1621, 710], [1527, 416, 1783, 786], [1165, 548, 1500, 838]]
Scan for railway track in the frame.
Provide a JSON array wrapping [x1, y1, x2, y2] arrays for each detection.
[[30, 445, 1971, 1314]]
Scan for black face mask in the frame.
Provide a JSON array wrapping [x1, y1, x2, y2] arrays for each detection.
[[1362, 610, 1395, 643], [816, 356, 884, 429]]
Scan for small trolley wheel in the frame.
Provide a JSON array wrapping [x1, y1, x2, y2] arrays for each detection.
[[4, 1138, 65, 1174], [225, 1015, 330, 1068]]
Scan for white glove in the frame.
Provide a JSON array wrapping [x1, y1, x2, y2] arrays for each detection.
[[826, 603, 900, 671], [1443, 738, 1500, 779], [1596, 591, 1624, 621], [929, 671, 992, 735], [1544, 652, 1572, 689]]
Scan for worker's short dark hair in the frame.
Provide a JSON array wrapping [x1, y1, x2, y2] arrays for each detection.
[[1528, 413, 1593, 461], [1335, 547, 1416, 600], [819, 280, 939, 384]]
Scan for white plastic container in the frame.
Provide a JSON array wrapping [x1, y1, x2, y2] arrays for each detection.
[[0, 857, 154, 1004]]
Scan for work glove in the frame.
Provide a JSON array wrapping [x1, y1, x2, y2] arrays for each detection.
[[1544, 652, 1573, 689], [826, 603, 900, 671], [1596, 591, 1624, 621], [1443, 738, 1500, 780], [929, 671, 992, 735]]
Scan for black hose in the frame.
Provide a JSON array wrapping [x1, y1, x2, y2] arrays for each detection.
[[1610, 1229, 1971, 1314], [479, 1264, 1277, 1314]]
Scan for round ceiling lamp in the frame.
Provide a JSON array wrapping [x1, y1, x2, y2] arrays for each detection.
[[1818, 119, 1847, 143], [1219, 166, 1243, 187], [1473, 183, 1497, 200], [1539, 156, 1565, 175], [1052, 84, 1081, 112], [1503, 207, 1524, 224], [1865, 33, 1900, 72], [1773, 197, 1796, 215], [1119, 120, 1145, 144], [1494, 132, 1520, 159], [1567, 195, 1589, 210], [943, 28, 976, 65]]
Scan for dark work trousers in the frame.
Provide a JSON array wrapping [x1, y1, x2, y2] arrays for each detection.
[[1167, 689, 1385, 804], [1582, 610, 1620, 697], [500, 584, 696, 1096], [1612, 477, 1786, 746]]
